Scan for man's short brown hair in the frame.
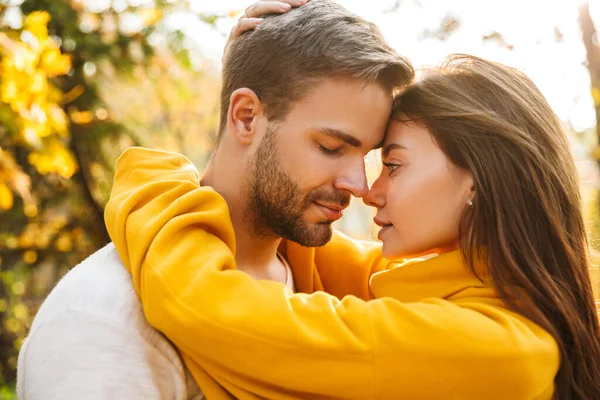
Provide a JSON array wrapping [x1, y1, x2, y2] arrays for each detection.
[[217, 0, 414, 142]]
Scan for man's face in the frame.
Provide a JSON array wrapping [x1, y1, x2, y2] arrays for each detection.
[[245, 77, 392, 246]]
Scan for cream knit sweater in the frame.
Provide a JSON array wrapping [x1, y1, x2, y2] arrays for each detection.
[[17, 243, 204, 400], [17, 242, 295, 400]]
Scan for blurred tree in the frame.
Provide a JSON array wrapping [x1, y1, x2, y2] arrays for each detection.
[[578, 3, 600, 300], [0, 0, 222, 392], [579, 1, 600, 165], [100, 46, 220, 169]]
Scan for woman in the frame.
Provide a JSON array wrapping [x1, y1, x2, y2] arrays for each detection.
[[104, 8, 600, 400]]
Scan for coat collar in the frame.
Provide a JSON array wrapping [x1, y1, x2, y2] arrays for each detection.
[[370, 250, 490, 302]]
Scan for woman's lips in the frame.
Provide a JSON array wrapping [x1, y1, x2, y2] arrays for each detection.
[[374, 217, 393, 240], [377, 224, 393, 240]]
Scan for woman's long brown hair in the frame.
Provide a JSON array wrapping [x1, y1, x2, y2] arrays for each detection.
[[394, 54, 600, 399]]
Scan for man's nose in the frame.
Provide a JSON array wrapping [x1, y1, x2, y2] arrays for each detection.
[[334, 162, 369, 198]]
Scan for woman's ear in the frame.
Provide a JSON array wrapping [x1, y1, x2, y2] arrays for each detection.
[[466, 184, 476, 207], [466, 189, 474, 207], [227, 88, 263, 145], [461, 170, 475, 207]]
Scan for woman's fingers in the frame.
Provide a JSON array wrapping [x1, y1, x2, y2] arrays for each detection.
[[244, 2, 290, 18], [244, 0, 311, 18], [229, 17, 263, 41]]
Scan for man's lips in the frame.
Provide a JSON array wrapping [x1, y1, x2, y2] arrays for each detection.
[[314, 201, 346, 221]]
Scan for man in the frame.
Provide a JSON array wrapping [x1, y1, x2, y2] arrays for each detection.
[[17, 1, 413, 398]]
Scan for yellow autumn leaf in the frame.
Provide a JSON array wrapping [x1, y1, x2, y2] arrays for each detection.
[[591, 146, 600, 161], [25, 11, 50, 41], [47, 104, 68, 134], [23, 202, 37, 218], [1, 79, 18, 104], [5, 318, 20, 333], [69, 110, 94, 124], [27, 152, 47, 174], [22, 250, 37, 265], [139, 8, 162, 26], [28, 140, 78, 178], [13, 304, 29, 320], [18, 231, 34, 247], [55, 233, 73, 252], [11, 281, 26, 295], [33, 121, 54, 139], [228, 9, 243, 18], [1, 72, 33, 112], [4, 237, 17, 249], [40, 48, 71, 77], [21, 125, 42, 147], [8, 43, 38, 71], [62, 84, 84, 104], [0, 183, 13, 210], [34, 233, 49, 249], [45, 84, 64, 105], [54, 147, 78, 178], [592, 87, 600, 108], [30, 70, 48, 94]]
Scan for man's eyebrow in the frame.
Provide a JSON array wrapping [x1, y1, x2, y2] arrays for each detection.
[[317, 128, 362, 148], [382, 143, 408, 158]]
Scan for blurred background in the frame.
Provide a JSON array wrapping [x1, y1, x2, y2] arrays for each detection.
[[0, 0, 598, 396]]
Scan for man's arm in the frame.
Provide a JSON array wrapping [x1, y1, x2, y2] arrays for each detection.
[[104, 147, 558, 399]]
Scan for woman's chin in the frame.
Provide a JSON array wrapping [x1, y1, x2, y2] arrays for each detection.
[[381, 242, 402, 260]]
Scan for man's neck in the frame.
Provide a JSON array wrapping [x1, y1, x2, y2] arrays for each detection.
[[231, 225, 285, 281], [201, 152, 286, 283]]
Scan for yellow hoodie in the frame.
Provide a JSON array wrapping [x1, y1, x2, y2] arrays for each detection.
[[105, 147, 559, 400]]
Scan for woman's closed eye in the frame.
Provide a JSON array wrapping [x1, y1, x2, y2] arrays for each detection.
[[382, 161, 401, 175]]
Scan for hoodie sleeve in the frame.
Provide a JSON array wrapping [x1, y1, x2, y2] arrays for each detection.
[[284, 231, 391, 300], [104, 147, 558, 400]]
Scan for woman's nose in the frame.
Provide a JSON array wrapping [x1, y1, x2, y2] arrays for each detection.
[[363, 172, 386, 208]]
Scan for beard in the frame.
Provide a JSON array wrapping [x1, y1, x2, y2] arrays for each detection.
[[245, 125, 350, 247]]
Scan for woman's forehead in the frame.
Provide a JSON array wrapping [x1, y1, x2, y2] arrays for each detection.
[[384, 120, 431, 149]]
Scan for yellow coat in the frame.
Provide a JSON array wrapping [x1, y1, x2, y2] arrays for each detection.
[[105, 147, 559, 399]]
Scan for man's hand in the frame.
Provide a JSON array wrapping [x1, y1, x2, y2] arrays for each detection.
[[223, 0, 312, 62]]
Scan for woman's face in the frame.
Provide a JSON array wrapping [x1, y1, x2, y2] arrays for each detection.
[[364, 120, 474, 259]]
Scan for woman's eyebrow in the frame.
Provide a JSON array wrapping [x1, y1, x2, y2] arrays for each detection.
[[382, 143, 408, 158]]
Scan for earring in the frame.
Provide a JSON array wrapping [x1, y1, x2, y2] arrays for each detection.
[[467, 199, 473, 207]]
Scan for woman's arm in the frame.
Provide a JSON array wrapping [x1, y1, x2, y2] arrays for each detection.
[[105, 147, 557, 399], [283, 231, 391, 300]]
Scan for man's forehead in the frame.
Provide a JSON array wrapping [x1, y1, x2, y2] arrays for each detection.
[[312, 125, 385, 151]]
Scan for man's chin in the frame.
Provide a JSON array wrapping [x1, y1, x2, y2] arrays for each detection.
[[287, 222, 333, 247]]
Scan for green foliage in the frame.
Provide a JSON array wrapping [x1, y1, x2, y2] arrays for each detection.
[[0, 383, 16, 400], [0, 0, 222, 390]]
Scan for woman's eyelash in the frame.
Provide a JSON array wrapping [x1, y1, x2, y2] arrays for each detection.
[[382, 162, 400, 174]]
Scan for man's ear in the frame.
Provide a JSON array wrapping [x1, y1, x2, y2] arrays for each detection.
[[227, 88, 263, 145]]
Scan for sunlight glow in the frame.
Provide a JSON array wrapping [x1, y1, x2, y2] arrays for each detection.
[[187, 0, 596, 133]]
